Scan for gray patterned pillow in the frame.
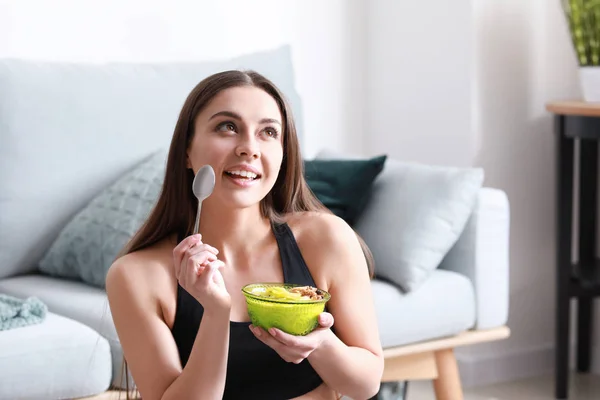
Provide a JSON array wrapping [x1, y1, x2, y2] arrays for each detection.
[[38, 151, 167, 288]]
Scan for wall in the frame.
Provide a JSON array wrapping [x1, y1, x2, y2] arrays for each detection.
[[0, 0, 366, 159], [449, 0, 583, 387], [364, 0, 474, 166]]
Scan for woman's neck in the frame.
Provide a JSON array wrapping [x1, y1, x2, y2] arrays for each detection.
[[197, 204, 273, 266]]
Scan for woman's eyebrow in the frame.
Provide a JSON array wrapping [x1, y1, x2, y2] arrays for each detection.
[[209, 110, 242, 121], [260, 118, 282, 126], [209, 111, 281, 126]]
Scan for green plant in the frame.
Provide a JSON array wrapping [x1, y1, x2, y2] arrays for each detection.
[[562, 0, 600, 66]]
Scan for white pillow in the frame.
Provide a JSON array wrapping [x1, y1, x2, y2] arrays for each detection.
[[316, 150, 484, 293]]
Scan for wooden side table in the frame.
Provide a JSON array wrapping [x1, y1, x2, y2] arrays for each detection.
[[546, 101, 600, 399]]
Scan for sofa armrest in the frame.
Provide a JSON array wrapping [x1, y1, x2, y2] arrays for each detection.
[[438, 187, 510, 330]]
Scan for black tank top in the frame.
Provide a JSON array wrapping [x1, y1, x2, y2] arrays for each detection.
[[171, 223, 324, 400]]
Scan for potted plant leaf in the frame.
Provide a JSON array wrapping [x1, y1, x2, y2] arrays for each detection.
[[562, 0, 600, 101]]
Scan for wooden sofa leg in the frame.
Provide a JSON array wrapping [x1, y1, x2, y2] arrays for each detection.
[[433, 348, 463, 400]]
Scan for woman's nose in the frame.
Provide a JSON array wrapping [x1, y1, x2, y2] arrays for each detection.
[[235, 134, 260, 159]]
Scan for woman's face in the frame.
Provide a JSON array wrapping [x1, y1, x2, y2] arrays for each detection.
[[187, 86, 284, 210]]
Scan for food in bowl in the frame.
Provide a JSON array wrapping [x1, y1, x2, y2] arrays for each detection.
[[249, 285, 324, 301], [242, 283, 331, 336]]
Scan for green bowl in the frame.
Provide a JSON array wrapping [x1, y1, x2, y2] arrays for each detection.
[[242, 283, 331, 336]]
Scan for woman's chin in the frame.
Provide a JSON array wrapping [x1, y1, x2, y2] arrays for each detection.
[[216, 195, 266, 211]]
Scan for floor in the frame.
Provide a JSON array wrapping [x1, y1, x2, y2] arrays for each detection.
[[83, 373, 600, 400], [408, 373, 600, 400], [80, 391, 137, 400]]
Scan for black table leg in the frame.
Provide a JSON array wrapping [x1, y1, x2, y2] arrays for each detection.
[[577, 297, 593, 372], [556, 115, 574, 399], [576, 139, 597, 373]]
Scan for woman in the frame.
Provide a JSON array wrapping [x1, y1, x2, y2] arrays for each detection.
[[106, 70, 384, 400]]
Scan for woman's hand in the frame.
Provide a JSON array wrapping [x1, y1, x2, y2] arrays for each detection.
[[249, 312, 335, 364], [173, 234, 231, 313]]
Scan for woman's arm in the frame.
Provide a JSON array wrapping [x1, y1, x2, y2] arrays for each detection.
[[106, 254, 230, 400], [163, 310, 230, 400], [302, 214, 384, 399]]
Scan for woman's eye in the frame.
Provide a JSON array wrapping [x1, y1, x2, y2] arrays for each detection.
[[264, 128, 279, 138], [217, 122, 236, 132]]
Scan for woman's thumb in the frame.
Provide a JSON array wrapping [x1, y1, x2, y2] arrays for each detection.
[[318, 312, 334, 328]]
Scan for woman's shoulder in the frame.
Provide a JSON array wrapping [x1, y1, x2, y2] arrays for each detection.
[[108, 236, 175, 283], [106, 236, 178, 316], [285, 211, 355, 244], [284, 212, 365, 285]]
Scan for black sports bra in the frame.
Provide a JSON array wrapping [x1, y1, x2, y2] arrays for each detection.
[[171, 223, 324, 399]]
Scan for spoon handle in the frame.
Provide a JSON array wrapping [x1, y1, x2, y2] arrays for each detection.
[[193, 201, 202, 235]]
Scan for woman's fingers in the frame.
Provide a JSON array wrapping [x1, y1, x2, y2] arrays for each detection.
[[318, 312, 335, 329], [208, 260, 226, 286], [249, 326, 310, 364], [173, 234, 202, 254], [196, 260, 222, 280], [195, 260, 225, 274], [178, 247, 215, 284], [208, 259, 225, 270], [173, 234, 201, 275], [173, 235, 219, 277], [184, 243, 219, 259], [181, 258, 224, 292], [187, 252, 218, 276]]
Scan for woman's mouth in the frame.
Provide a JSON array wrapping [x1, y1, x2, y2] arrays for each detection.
[[224, 170, 261, 187]]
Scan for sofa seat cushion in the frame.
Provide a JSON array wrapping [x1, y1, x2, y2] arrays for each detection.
[[372, 269, 476, 348], [0, 274, 125, 388], [0, 311, 112, 399]]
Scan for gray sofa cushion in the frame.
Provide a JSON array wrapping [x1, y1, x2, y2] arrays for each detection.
[[316, 150, 484, 293], [0, 45, 302, 279], [0, 274, 124, 389], [372, 269, 476, 348], [0, 311, 112, 399], [38, 150, 166, 288]]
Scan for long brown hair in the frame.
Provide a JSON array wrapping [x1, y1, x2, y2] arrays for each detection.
[[119, 70, 374, 398]]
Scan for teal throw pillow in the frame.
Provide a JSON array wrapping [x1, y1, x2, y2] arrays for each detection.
[[38, 151, 166, 288], [304, 155, 387, 225]]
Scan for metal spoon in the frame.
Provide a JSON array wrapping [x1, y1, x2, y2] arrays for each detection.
[[192, 165, 216, 234]]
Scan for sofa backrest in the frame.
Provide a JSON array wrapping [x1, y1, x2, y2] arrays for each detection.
[[0, 46, 303, 279]]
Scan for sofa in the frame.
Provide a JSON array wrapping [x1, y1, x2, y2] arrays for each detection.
[[0, 45, 510, 400]]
